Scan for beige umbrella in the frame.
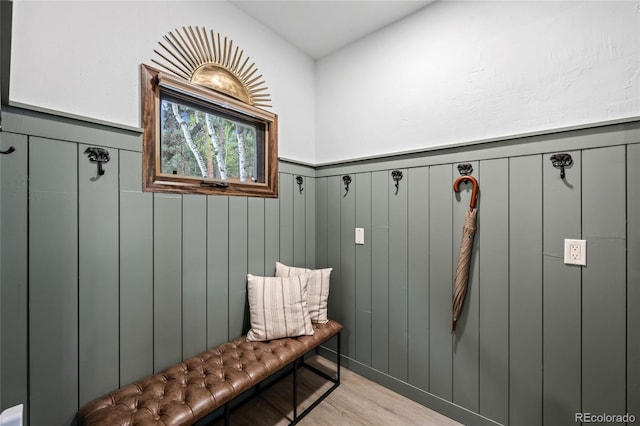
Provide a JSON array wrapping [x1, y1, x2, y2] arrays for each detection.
[[452, 175, 479, 334]]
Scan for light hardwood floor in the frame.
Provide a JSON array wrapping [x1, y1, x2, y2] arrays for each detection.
[[212, 355, 463, 426]]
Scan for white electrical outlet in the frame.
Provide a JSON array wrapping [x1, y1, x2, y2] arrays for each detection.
[[355, 228, 364, 245], [564, 239, 586, 266]]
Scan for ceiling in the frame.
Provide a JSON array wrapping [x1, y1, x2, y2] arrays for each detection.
[[230, 1, 435, 59]]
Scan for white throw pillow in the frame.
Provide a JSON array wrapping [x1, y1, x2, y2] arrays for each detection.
[[275, 262, 332, 324], [246, 273, 314, 342]]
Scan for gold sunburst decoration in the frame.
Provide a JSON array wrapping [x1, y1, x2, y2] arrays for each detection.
[[152, 26, 271, 108]]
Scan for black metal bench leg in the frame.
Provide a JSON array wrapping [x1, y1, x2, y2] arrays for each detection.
[[292, 358, 299, 422], [337, 331, 341, 384], [288, 332, 341, 425]]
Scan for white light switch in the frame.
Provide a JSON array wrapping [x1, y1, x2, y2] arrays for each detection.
[[564, 239, 586, 266], [355, 228, 365, 245]]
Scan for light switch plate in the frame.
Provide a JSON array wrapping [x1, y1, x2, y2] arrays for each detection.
[[564, 239, 586, 266], [355, 228, 364, 245]]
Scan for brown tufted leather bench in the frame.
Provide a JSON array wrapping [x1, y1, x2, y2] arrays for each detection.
[[78, 320, 342, 426]]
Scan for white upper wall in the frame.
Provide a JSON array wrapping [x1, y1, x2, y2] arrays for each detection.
[[10, 0, 316, 163], [315, 0, 640, 164], [10, 1, 640, 165]]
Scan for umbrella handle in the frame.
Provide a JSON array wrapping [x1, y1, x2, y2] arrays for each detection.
[[453, 175, 479, 209]]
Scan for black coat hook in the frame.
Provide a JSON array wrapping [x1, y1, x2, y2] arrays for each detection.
[[0, 146, 15, 155], [391, 170, 403, 195], [343, 175, 351, 197], [296, 176, 304, 194], [457, 163, 473, 176], [550, 153, 573, 179], [84, 147, 110, 177]]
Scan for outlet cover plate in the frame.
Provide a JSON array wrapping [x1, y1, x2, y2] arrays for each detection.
[[564, 239, 586, 266]]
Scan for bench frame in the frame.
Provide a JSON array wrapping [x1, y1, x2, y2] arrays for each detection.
[[218, 332, 341, 425]]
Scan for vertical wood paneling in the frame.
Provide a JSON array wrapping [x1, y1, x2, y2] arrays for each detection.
[[478, 159, 509, 423], [628, 144, 640, 420], [293, 174, 306, 267], [279, 173, 294, 265], [509, 155, 543, 426], [407, 167, 429, 390], [207, 196, 229, 347], [543, 150, 582, 424], [228, 197, 248, 337], [428, 164, 453, 401], [370, 171, 389, 372], [4, 106, 640, 426], [452, 161, 480, 412], [389, 168, 408, 381], [341, 173, 356, 356], [248, 197, 265, 276], [314, 177, 334, 345], [119, 150, 153, 385], [324, 175, 342, 353], [0, 134, 28, 410], [182, 195, 207, 358], [78, 144, 119, 406], [29, 137, 78, 425], [326, 176, 342, 325], [305, 177, 316, 269], [581, 146, 626, 416], [315, 177, 328, 269], [153, 193, 182, 371], [355, 172, 372, 365], [264, 197, 279, 276]]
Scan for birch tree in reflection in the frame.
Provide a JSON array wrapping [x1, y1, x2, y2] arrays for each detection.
[[171, 103, 208, 177], [235, 124, 247, 182], [161, 99, 257, 181], [205, 113, 228, 180]]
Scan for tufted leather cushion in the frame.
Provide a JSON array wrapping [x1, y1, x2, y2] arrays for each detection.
[[78, 320, 342, 426]]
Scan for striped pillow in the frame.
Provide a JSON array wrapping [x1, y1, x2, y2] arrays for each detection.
[[246, 273, 314, 342], [275, 262, 332, 324]]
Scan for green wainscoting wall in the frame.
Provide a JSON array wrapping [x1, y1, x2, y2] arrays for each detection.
[[0, 107, 316, 425], [314, 121, 640, 426], [1, 106, 639, 426]]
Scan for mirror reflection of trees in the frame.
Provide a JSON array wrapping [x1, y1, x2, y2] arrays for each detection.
[[160, 99, 257, 182]]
